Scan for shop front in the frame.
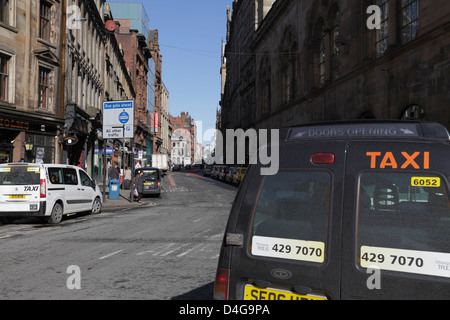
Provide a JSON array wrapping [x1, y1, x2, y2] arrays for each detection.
[[0, 111, 63, 164]]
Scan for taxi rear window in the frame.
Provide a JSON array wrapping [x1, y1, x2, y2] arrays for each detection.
[[250, 171, 331, 264], [0, 166, 40, 185], [358, 172, 450, 278], [140, 170, 158, 179]]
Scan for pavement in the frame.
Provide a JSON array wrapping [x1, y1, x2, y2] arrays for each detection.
[[99, 185, 156, 211]]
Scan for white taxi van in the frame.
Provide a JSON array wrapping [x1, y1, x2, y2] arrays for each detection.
[[0, 163, 102, 224], [214, 121, 450, 300]]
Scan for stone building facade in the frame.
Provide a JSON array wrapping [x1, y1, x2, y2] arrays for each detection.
[[160, 81, 170, 157], [0, 0, 65, 164], [221, 0, 450, 134], [64, 0, 134, 179]]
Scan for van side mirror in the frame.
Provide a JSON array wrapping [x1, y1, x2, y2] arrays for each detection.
[[91, 180, 96, 188]]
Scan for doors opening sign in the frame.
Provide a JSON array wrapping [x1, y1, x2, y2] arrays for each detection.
[[103, 100, 134, 139]]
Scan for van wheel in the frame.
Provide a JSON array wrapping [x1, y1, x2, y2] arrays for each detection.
[[92, 197, 102, 214], [48, 203, 63, 225]]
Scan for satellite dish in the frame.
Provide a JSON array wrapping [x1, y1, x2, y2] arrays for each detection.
[[105, 20, 116, 32]]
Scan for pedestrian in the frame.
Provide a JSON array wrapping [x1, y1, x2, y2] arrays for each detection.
[[108, 162, 120, 183], [134, 171, 144, 203]]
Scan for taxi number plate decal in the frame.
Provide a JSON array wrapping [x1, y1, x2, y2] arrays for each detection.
[[360, 246, 450, 278], [244, 285, 326, 300], [252, 236, 325, 263], [411, 177, 440, 187]]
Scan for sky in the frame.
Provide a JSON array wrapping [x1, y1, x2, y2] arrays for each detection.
[[109, 0, 234, 139]]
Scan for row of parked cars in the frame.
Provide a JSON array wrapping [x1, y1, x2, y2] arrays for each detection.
[[203, 164, 247, 186]]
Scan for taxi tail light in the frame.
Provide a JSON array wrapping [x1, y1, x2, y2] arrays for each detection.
[[40, 179, 46, 198], [213, 268, 230, 300], [158, 181, 161, 188], [312, 153, 335, 164]]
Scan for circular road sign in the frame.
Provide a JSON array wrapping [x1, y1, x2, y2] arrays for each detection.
[[119, 111, 130, 124]]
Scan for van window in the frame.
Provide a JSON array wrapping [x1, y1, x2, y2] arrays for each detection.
[[250, 171, 331, 263], [0, 166, 40, 185], [358, 172, 450, 250], [48, 168, 63, 185], [358, 172, 450, 277], [140, 170, 158, 180], [63, 168, 78, 185], [79, 170, 92, 187]]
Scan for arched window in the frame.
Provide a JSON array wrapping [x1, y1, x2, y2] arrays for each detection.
[[375, 0, 389, 57], [329, 6, 340, 80], [279, 28, 298, 104], [312, 18, 326, 87], [258, 54, 271, 118]]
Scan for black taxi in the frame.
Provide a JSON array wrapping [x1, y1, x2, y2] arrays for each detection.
[[136, 167, 161, 197], [214, 121, 450, 300]]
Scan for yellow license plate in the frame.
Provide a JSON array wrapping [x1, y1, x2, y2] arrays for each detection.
[[9, 195, 25, 199], [144, 182, 154, 186], [244, 285, 326, 300]]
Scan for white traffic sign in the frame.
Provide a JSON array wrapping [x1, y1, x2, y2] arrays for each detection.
[[103, 100, 134, 139]]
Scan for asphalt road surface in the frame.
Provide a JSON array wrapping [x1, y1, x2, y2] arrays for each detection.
[[0, 170, 237, 300]]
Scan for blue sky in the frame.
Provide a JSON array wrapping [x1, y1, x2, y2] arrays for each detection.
[[109, 0, 233, 136]]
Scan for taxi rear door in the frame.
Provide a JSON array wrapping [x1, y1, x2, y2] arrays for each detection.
[[341, 140, 450, 299], [226, 140, 346, 300]]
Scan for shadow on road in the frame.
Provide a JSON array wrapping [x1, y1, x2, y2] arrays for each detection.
[[171, 282, 214, 300]]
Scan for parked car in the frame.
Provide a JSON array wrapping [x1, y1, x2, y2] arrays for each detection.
[[0, 163, 102, 225], [172, 164, 181, 171], [226, 167, 238, 183], [214, 121, 450, 300], [232, 167, 247, 186], [135, 167, 161, 197], [211, 165, 220, 179], [219, 166, 229, 181], [203, 164, 213, 176]]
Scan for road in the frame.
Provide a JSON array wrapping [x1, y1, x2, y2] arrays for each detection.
[[0, 170, 237, 300]]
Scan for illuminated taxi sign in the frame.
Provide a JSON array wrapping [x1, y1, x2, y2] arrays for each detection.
[[289, 123, 419, 140]]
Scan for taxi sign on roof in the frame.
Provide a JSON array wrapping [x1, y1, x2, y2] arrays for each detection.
[[288, 122, 449, 140]]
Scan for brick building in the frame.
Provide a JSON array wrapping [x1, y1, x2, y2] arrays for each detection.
[[115, 20, 152, 164], [220, 0, 450, 135]]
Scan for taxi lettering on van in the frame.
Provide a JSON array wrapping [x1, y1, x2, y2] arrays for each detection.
[[366, 152, 430, 169]]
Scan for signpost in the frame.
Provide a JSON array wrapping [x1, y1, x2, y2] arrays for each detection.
[[103, 100, 134, 139], [102, 100, 135, 202]]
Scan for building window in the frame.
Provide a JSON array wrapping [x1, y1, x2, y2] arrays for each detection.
[[0, 0, 9, 24], [38, 66, 50, 109], [280, 28, 297, 104], [375, 0, 389, 56], [400, 0, 419, 45], [259, 55, 271, 118], [318, 28, 326, 86], [39, 1, 51, 41], [0, 53, 8, 101], [329, 8, 340, 80]]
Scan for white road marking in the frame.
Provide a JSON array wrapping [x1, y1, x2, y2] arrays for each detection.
[[99, 250, 123, 260], [177, 243, 203, 257]]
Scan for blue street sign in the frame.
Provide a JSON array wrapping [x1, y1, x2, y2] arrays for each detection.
[[119, 112, 129, 124]]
